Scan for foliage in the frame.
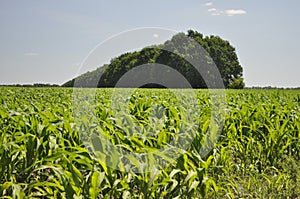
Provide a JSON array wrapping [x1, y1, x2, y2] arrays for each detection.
[[63, 30, 244, 89], [187, 30, 243, 88], [0, 84, 60, 88], [0, 87, 299, 198], [228, 78, 245, 89], [63, 65, 108, 88]]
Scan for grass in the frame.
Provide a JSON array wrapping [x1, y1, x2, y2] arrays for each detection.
[[0, 87, 299, 198]]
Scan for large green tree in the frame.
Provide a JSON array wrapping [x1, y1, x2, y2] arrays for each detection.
[[187, 30, 243, 88], [63, 30, 244, 89]]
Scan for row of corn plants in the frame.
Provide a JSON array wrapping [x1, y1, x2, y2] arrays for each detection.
[[0, 87, 299, 198]]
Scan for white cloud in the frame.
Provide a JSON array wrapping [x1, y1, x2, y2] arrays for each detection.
[[205, 2, 213, 6], [208, 8, 247, 16], [224, 9, 247, 16], [153, 34, 159, 38], [24, 52, 39, 56], [208, 8, 217, 12], [208, 8, 222, 15]]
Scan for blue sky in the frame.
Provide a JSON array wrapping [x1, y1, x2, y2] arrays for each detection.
[[0, 0, 299, 87]]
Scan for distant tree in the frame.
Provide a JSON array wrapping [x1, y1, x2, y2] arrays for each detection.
[[62, 79, 75, 87]]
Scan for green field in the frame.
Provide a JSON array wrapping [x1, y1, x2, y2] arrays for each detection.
[[0, 87, 299, 198]]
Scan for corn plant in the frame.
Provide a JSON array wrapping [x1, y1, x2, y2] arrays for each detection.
[[0, 87, 299, 198]]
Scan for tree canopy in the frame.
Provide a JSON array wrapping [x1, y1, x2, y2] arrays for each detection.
[[63, 30, 244, 89]]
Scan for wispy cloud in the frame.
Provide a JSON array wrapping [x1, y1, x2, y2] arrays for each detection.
[[208, 8, 221, 16], [153, 33, 159, 38], [205, 2, 213, 6], [24, 52, 39, 56], [224, 9, 247, 16], [208, 8, 247, 16]]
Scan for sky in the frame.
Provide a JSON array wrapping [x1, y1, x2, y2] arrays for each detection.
[[0, 0, 299, 87]]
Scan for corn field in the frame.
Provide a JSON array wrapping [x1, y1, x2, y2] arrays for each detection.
[[0, 87, 299, 198]]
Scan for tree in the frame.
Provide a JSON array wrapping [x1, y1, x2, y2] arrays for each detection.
[[187, 30, 243, 88], [228, 78, 245, 89], [63, 30, 245, 89]]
